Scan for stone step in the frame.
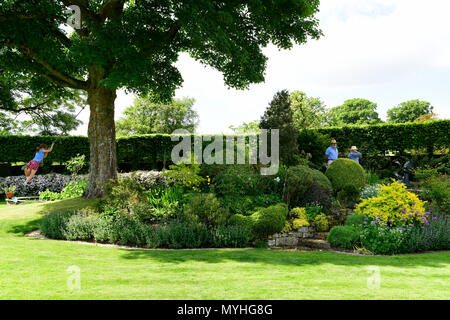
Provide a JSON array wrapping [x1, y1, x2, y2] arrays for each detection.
[[297, 238, 331, 250]]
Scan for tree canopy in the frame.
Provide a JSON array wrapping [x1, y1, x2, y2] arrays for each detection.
[[290, 90, 327, 129], [0, 0, 322, 197], [326, 98, 382, 126], [116, 96, 198, 136], [387, 100, 434, 123], [260, 90, 298, 166]]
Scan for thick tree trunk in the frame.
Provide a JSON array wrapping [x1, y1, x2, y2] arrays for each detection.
[[85, 85, 118, 198]]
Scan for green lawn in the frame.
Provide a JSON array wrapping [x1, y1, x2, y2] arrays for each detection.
[[0, 198, 449, 299]]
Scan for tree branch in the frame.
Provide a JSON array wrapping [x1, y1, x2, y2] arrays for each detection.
[[0, 41, 87, 89], [19, 46, 87, 89], [99, 0, 125, 22]]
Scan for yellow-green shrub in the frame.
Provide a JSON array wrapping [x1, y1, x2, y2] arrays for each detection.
[[355, 181, 427, 226], [313, 214, 329, 232], [290, 207, 308, 220], [292, 218, 310, 229]]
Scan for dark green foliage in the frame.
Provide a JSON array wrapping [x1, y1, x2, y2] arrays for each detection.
[[327, 226, 360, 249], [283, 165, 333, 210], [421, 176, 449, 214], [0, 120, 448, 171], [250, 204, 288, 239], [260, 90, 299, 166], [316, 120, 449, 165], [116, 96, 199, 136], [325, 159, 366, 201], [220, 194, 282, 215], [326, 98, 382, 125], [297, 129, 330, 169], [345, 213, 365, 228], [40, 211, 74, 240], [387, 100, 434, 123], [211, 165, 285, 198], [210, 225, 251, 248], [300, 182, 332, 212], [183, 193, 229, 227], [228, 214, 255, 236]]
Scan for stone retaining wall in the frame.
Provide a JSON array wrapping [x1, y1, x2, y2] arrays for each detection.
[[268, 226, 316, 247]]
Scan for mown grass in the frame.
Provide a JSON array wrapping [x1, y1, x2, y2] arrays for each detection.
[[0, 198, 449, 299]]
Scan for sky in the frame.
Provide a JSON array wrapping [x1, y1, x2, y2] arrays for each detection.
[[74, 0, 450, 135]]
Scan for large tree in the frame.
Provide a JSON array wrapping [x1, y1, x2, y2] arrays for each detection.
[[116, 96, 198, 136], [0, 0, 322, 197], [289, 90, 327, 129], [387, 100, 434, 123], [326, 98, 382, 126]]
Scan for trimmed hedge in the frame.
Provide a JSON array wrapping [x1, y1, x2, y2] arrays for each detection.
[[316, 120, 449, 154], [1, 120, 448, 169]]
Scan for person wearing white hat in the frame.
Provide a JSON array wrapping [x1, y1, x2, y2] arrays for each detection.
[[348, 146, 362, 164]]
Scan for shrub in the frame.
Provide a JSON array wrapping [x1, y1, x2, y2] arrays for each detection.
[[359, 223, 406, 255], [157, 221, 210, 249], [118, 171, 167, 190], [299, 182, 333, 212], [289, 207, 308, 220], [314, 214, 329, 232], [102, 177, 147, 210], [63, 214, 95, 241], [40, 211, 73, 239], [65, 154, 87, 176], [210, 225, 251, 248], [0, 173, 74, 197], [413, 167, 440, 182], [183, 193, 229, 227], [297, 129, 331, 170], [251, 204, 288, 239], [305, 206, 321, 221], [325, 158, 366, 201], [421, 176, 449, 214], [345, 213, 365, 228], [292, 218, 310, 229], [367, 171, 380, 185], [92, 217, 115, 242], [402, 214, 449, 252], [228, 214, 254, 234], [284, 165, 332, 209], [140, 185, 184, 222], [212, 165, 283, 197], [163, 162, 205, 191], [220, 194, 282, 215], [327, 226, 360, 249], [355, 181, 427, 226]]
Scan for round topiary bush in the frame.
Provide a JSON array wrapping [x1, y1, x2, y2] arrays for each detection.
[[325, 158, 366, 198], [283, 165, 333, 211], [250, 204, 288, 239]]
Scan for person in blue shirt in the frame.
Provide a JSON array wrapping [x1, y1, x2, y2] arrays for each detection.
[[348, 146, 362, 164], [325, 139, 338, 168], [24, 143, 54, 185]]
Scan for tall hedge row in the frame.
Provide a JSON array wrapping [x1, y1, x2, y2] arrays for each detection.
[[0, 120, 448, 167], [315, 120, 449, 154]]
